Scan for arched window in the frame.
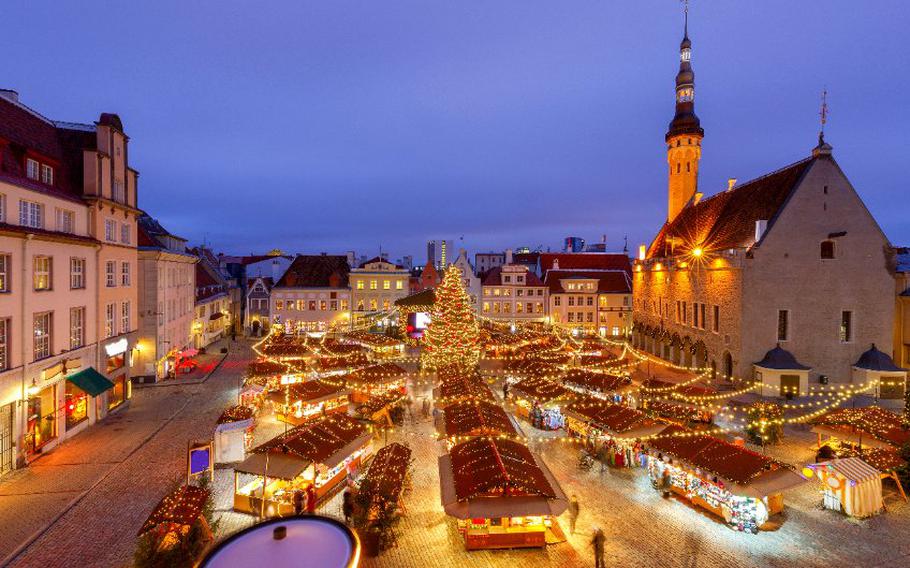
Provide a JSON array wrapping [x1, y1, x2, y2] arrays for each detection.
[[820, 240, 835, 259]]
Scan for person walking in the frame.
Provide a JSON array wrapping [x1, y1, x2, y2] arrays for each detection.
[[597, 444, 609, 475], [293, 489, 305, 516], [568, 494, 580, 535], [342, 488, 355, 525], [591, 527, 606, 568], [502, 381, 510, 401]]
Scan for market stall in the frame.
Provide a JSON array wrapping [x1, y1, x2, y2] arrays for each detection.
[[438, 436, 568, 550], [352, 391, 406, 425], [138, 484, 212, 548], [361, 442, 413, 508], [267, 380, 350, 426], [432, 375, 495, 409], [341, 331, 405, 358], [509, 376, 573, 430], [562, 369, 635, 405], [234, 414, 373, 517], [215, 405, 255, 464], [437, 399, 522, 445], [806, 457, 884, 518], [564, 395, 667, 467], [342, 363, 407, 404], [811, 406, 910, 451], [645, 427, 806, 533]]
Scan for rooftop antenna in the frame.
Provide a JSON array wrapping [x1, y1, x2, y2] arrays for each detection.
[[623, 235, 629, 253], [682, 0, 689, 37], [818, 88, 829, 144]]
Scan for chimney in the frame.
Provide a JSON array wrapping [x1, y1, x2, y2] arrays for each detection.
[[755, 220, 768, 242], [505, 248, 513, 264], [552, 258, 560, 270], [727, 178, 737, 192], [0, 89, 19, 104]]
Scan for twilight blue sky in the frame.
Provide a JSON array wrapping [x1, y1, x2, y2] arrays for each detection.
[[4, 1, 908, 262]]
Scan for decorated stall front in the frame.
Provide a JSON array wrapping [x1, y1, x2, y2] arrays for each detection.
[[268, 380, 350, 426], [564, 395, 667, 468], [510, 376, 573, 430], [342, 330, 405, 358], [562, 369, 635, 405], [214, 405, 255, 464], [806, 457, 884, 518], [639, 379, 717, 424], [646, 427, 806, 533], [233, 414, 373, 517], [342, 363, 407, 403], [138, 485, 212, 549], [438, 436, 568, 550], [437, 399, 522, 446]]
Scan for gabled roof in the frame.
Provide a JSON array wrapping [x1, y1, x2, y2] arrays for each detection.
[[482, 266, 545, 287], [539, 253, 632, 277], [449, 437, 556, 500], [647, 157, 816, 259], [357, 256, 403, 269], [543, 269, 631, 294], [274, 255, 350, 288]]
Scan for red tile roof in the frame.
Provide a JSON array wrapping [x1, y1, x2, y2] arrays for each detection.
[[544, 269, 631, 294], [482, 266, 545, 286], [647, 157, 815, 259], [539, 253, 631, 276], [275, 255, 350, 288]]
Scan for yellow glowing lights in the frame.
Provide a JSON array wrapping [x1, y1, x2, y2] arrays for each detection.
[[691, 247, 703, 258]]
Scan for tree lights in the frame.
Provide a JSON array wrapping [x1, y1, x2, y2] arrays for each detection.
[[421, 265, 481, 371]]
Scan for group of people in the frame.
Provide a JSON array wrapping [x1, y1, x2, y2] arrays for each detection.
[[291, 484, 318, 516]]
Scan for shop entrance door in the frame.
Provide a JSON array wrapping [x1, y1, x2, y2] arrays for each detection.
[[0, 403, 13, 476]]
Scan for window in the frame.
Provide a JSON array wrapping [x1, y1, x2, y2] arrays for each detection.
[[320, 300, 327, 311], [586, 297, 593, 306], [682, 301, 687, 324], [516, 289, 523, 297], [121, 262, 131, 286], [587, 312, 594, 323], [820, 240, 835, 259], [105, 261, 116, 287], [369, 280, 378, 290], [516, 302, 524, 313], [713, 305, 720, 333], [568, 297, 575, 307], [56, 209, 75, 234], [0, 255, 9, 292], [70, 307, 85, 349], [483, 302, 490, 313], [369, 299, 377, 311], [840, 311, 853, 343], [0, 193, 5, 222], [34, 256, 52, 290], [383, 300, 390, 310], [0, 318, 8, 370], [121, 302, 131, 333], [40, 164, 54, 185], [383, 280, 390, 290], [330, 300, 337, 310], [567, 312, 574, 322], [120, 223, 130, 244], [67, 257, 85, 289], [693, 303, 699, 328], [777, 310, 789, 342], [356, 280, 364, 290], [536, 302, 543, 314], [700, 303, 706, 329], [503, 276, 511, 283], [104, 219, 116, 241], [395, 280, 403, 290], [340, 299, 348, 311], [113, 180, 125, 203], [276, 299, 284, 311], [502, 302, 511, 313], [105, 303, 116, 338], [19, 201, 43, 228], [26, 158, 40, 180], [33, 311, 52, 360], [554, 296, 561, 307]]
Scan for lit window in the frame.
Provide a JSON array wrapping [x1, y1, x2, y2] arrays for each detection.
[[34, 256, 52, 290], [395, 281, 403, 290], [356, 280, 364, 290], [33, 311, 52, 360], [383, 280, 391, 290], [370, 280, 377, 290]]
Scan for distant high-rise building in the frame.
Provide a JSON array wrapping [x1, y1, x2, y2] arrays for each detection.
[[427, 240, 451, 270], [564, 237, 586, 253], [401, 255, 414, 270]]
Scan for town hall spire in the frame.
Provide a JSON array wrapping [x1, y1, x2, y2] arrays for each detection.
[[666, 0, 704, 223]]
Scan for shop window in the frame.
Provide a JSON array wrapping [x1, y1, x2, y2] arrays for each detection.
[[27, 384, 57, 453], [65, 381, 88, 430], [108, 375, 126, 409]]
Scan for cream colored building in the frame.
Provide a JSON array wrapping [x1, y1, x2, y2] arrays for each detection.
[[271, 255, 352, 333], [133, 215, 197, 382], [193, 260, 231, 349], [350, 256, 408, 323], [632, 29, 898, 395], [0, 90, 142, 474], [481, 252, 548, 324]]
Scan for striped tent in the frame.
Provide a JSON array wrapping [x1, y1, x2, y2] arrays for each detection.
[[814, 457, 884, 518]]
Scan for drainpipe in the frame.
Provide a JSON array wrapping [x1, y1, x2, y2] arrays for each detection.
[[19, 234, 32, 462]]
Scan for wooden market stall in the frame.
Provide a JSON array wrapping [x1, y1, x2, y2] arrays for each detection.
[[433, 375, 495, 409], [437, 399, 522, 446], [438, 436, 568, 550], [234, 414, 373, 517], [562, 369, 635, 405], [341, 331, 405, 358], [267, 380, 350, 426], [645, 427, 806, 533], [509, 376, 573, 430], [343, 363, 407, 403], [214, 405, 255, 464], [639, 378, 717, 424], [361, 442, 413, 509], [564, 395, 668, 467]]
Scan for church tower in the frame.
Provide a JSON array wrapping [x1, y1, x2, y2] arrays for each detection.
[[666, 10, 704, 223]]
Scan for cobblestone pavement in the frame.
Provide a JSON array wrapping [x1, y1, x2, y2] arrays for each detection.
[[0, 339, 252, 568], [208, 372, 910, 568]]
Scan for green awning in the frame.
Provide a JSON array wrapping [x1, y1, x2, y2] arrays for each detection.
[[67, 367, 115, 397]]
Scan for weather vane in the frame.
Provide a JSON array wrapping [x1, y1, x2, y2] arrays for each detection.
[[819, 89, 829, 144], [682, 0, 689, 34]]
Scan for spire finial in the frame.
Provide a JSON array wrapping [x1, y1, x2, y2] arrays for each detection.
[[818, 88, 829, 144], [683, 0, 689, 38]]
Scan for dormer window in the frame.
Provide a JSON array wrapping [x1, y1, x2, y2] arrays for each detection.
[[41, 164, 54, 185], [26, 159, 40, 180]]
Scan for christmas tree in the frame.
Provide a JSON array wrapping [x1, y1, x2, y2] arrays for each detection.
[[421, 265, 481, 371]]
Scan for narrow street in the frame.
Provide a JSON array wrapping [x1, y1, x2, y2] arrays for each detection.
[[0, 340, 252, 568]]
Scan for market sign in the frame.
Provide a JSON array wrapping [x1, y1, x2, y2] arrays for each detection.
[[187, 440, 214, 483], [104, 338, 129, 357], [280, 374, 303, 385]]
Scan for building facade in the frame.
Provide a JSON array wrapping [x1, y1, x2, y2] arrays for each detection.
[[427, 239, 451, 271], [350, 257, 409, 321], [133, 214, 196, 382], [452, 249, 481, 313], [481, 252, 548, 324], [0, 91, 143, 474], [631, 26, 897, 395], [246, 277, 273, 337], [271, 255, 352, 333], [474, 252, 505, 278], [193, 259, 231, 349]]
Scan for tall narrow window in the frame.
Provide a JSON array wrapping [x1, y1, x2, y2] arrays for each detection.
[[33, 256, 52, 290], [120, 223, 130, 244], [712, 305, 720, 333], [0, 255, 9, 292], [105, 303, 116, 338], [104, 220, 116, 241], [40, 164, 54, 185], [33, 311, 52, 360], [820, 240, 835, 259], [26, 158, 40, 180], [70, 307, 85, 350], [840, 311, 853, 343], [121, 262, 131, 286], [777, 310, 789, 342], [70, 257, 85, 289], [693, 303, 699, 328], [700, 303, 706, 329], [106, 261, 116, 287], [121, 302, 130, 334], [0, 318, 9, 370]]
